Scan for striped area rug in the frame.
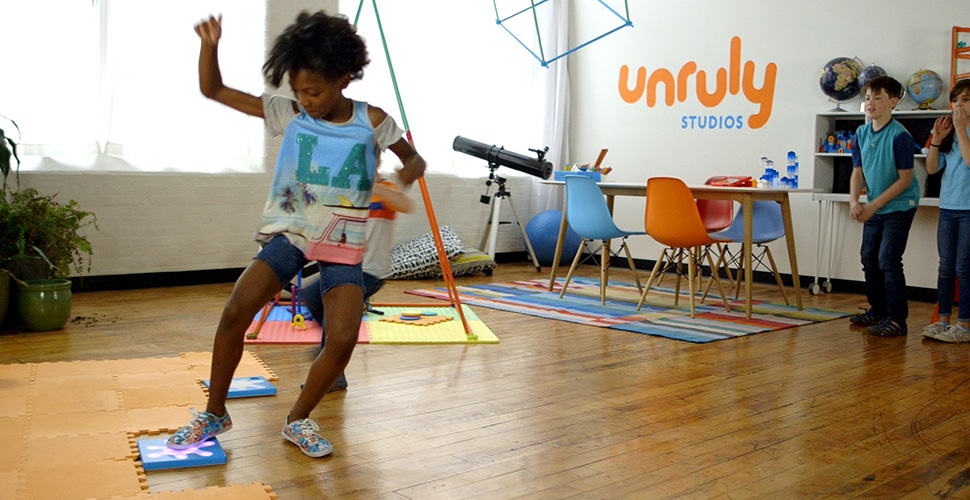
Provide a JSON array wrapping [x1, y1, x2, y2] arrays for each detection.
[[405, 277, 851, 343]]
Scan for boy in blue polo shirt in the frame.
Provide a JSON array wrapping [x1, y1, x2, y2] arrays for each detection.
[[848, 76, 920, 337]]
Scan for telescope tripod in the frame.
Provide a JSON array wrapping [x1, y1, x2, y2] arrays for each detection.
[[479, 171, 541, 272]]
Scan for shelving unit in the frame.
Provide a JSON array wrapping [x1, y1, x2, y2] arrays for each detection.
[[952, 26, 970, 87], [809, 109, 949, 294]]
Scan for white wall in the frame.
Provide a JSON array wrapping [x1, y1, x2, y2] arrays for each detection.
[[17, 1, 962, 289], [569, 0, 962, 288]]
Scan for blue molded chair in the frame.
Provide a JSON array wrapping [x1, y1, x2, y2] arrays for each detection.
[[560, 175, 645, 305], [705, 200, 789, 304]]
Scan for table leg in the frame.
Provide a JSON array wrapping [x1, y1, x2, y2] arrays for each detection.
[[780, 194, 803, 310], [547, 200, 569, 291], [742, 194, 753, 319]]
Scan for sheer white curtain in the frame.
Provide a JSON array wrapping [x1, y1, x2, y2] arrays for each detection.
[[338, 1, 548, 177], [2, 0, 265, 173], [531, 0, 571, 215]]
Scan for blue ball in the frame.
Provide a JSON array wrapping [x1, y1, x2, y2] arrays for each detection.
[[526, 210, 582, 266]]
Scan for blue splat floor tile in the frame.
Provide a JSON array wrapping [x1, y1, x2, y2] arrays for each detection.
[[204, 375, 277, 398], [137, 437, 227, 471]]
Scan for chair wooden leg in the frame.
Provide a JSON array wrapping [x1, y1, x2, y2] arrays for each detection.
[[637, 255, 666, 310], [621, 240, 643, 294], [687, 246, 697, 317], [655, 247, 671, 287], [559, 240, 587, 299], [764, 246, 790, 305], [704, 246, 732, 312], [599, 239, 610, 305]]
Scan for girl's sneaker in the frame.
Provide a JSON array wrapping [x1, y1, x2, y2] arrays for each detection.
[[922, 321, 951, 340], [167, 408, 232, 449], [932, 324, 970, 343], [282, 417, 333, 457]]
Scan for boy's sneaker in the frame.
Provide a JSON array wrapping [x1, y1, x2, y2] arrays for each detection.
[[849, 308, 884, 327], [922, 321, 951, 340], [868, 317, 908, 337], [167, 408, 232, 449], [282, 417, 333, 458], [931, 324, 970, 343]]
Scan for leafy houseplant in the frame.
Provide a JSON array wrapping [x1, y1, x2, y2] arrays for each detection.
[[1, 115, 97, 330]]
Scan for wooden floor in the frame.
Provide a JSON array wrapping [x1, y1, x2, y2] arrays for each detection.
[[2, 263, 968, 500]]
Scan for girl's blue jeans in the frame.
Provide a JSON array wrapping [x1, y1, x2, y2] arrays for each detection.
[[937, 208, 970, 322]]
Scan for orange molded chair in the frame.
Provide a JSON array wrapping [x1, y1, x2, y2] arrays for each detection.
[[639, 177, 732, 317], [655, 176, 735, 289]]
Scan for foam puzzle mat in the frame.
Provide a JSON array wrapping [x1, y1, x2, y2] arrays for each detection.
[[245, 304, 498, 344], [0, 352, 279, 500]]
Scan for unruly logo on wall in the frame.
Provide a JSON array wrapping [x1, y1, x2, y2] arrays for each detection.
[[618, 36, 777, 130]]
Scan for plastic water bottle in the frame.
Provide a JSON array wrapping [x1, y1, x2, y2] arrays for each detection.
[[787, 151, 799, 188]]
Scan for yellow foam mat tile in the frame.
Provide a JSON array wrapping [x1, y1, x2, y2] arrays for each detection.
[[117, 371, 201, 390], [367, 319, 499, 344], [105, 482, 278, 500], [31, 389, 124, 415], [24, 432, 135, 466], [32, 373, 117, 394], [24, 460, 146, 499], [121, 386, 207, 410], [27, 409, 131, 438], [0, 417, 25, 472], [126, 406, 195, 434]]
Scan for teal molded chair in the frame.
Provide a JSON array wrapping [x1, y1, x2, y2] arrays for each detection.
[[705, 200, 789, 304], [559, 175, 645, 305]]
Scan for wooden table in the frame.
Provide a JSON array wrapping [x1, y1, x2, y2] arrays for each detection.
[[542, 181, 819, 318]]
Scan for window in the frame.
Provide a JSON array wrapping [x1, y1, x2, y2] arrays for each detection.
[[339, 1, 547, 177], [2, 0, 266, 173]]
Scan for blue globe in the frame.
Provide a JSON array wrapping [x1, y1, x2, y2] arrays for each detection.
[[857, 64, 887, 89], [819, 57, 863, 103], [906, 69, 944, 109]]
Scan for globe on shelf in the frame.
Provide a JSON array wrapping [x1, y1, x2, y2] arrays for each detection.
[[906, 69, 945, 110], [819, 57, 863, 111], [857, 64, 887, 89]]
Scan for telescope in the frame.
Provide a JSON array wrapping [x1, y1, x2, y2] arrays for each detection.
[[452, 136, 552, 180]]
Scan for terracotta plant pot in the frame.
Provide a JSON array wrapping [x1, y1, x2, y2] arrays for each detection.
[[16, 279, 72, 331]]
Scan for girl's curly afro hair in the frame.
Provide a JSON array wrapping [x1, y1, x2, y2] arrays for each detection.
[[263, 11, 369, 87]]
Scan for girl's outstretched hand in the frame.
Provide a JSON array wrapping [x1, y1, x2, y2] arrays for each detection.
[[932, 115, 953, 140], [194, 14, 223, 46]]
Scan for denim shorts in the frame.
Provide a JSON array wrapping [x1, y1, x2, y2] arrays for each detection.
[[256, 234, 364, 295]]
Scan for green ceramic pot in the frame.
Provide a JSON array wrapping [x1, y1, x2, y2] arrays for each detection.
[[16, 279, 72, 331]]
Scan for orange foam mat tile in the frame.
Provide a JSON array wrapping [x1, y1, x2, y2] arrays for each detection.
[[183, 351, 278, 381], [0, 417, 26, 472], [103, 482, 278, 500], [23, 459, 147, 499], [27, 409, 131, 439], [0, 383, 28, 418], [24, 432, 136, 466], [31, 373, 118, 395], [126, 406, 197, 435], [0, 470, 20, 499], [33, 359, 119, 378], [120, 385, 208, 410], [0, 362, 32, 380], [107, 357, 193, 374], [117, 371, 202, 391], [31, 389, 124, 415]]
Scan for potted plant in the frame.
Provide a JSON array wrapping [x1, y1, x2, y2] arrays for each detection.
[[1, 115, 97, 330]]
